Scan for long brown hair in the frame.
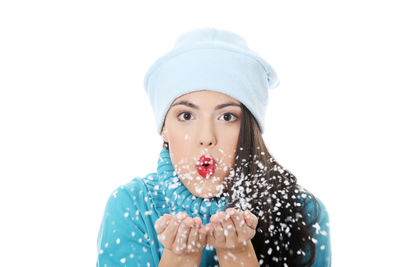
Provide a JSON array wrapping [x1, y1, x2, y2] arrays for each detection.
[[162, 103, 321, 266]]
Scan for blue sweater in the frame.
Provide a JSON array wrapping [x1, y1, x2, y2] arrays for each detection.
[[97, 148, 331, 266]]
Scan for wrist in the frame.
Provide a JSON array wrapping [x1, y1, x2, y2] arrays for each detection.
[[215, 241, 258, 266], [215, 240, 251, 254], [160, 248, 203, 266]]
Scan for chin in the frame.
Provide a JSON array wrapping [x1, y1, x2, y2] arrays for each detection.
[[196, 191, 216, 199], [192, 182, 225, 199], [179, 170, 228, 198]]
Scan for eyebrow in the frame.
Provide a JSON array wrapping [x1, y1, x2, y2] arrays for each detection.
[[171, 100, 241, 110]]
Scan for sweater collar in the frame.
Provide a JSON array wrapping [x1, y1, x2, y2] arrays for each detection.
[[157, 147, 226, 223]]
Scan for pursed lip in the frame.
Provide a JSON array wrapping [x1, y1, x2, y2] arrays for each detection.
[[195, 155, 216, 178]]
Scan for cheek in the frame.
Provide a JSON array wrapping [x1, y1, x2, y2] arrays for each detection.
[[217, 122, 240, 142], [167, 132, 196, 163], [218, 126, 239, 150], [217, 138, 239, 171], [166, 122, 194, 144], [229, 129, 240, 148], [169, 133, 193, 154], [168, 138, 194, 171], [224, 151, 236, 171]]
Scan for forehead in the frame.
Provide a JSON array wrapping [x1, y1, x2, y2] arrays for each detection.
[[172, 90, 240, 104]]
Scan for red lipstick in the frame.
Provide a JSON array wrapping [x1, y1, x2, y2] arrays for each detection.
[[196, 155, 216, 178]]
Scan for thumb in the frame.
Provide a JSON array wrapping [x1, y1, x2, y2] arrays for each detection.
[[243, 210, 258, 230], [155, 215, 171, 233]]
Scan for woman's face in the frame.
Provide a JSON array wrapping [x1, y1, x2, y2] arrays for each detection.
[[161, 90, 241, 199]]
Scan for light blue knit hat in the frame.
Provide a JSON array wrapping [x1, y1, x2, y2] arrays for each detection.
[[143, 27, 280, 135]]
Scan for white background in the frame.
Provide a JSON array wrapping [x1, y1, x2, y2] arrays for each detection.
[[1, 0, 399, 266]]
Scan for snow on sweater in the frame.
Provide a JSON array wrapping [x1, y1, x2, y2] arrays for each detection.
[[96, 147, 331, 266]]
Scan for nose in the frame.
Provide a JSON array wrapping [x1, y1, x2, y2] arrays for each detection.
[[198, 121, 217, 148], [200, 139, 215, 147]]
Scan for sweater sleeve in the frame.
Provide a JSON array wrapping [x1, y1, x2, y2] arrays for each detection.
[[308, 196, 332, 267], [96, 185, 155, 267]]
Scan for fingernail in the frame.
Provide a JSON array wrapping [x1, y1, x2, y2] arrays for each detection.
[[218, 212, 228, 221], [227, 209, 235, 216], [176, 213, 185, 221], [223, 212, 230, 221], [156, 220, 163, 229], [194, 217, 202, 225], [183, 218, 194, 227]]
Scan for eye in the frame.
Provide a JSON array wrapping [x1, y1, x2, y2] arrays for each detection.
[[177, 112, 193, 121], [219, 112, 238, 122]]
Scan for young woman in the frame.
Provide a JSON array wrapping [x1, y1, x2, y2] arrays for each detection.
[[96, 27, 331, 267]]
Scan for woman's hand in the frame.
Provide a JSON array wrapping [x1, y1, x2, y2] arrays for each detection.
[[155, 212, 208, 255], [206, 208, 258, 251]]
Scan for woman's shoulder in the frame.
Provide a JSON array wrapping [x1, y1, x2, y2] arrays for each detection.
[[303, 191, 330, 229], [103, 172, 159, 208], [97, 174, 161, 266], [123, 173, 157, 195], [118, 171, 158, 192], [299, 189, 332, 266]]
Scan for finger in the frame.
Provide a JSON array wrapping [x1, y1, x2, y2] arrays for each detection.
[[214, 222, 226, 245], [220, 210, 237, 248], [198, 224, 208, 248], [244, 210, 259, 230], [160, 212, 187, 248], [205, 223, 215, 247], [186, 218, 201, 253], [210, 213, 225, 246], [155, 214, 172, 234], [240, 210, 257, 241], [172, 217, 193, 255], [229, 209, 248, 243]]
